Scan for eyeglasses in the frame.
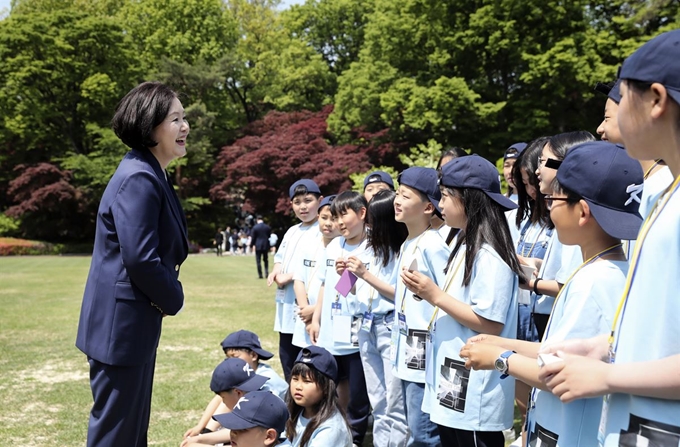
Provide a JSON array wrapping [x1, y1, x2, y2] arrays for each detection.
[[538, 157, 562, 170], [545, 196, 571, 210]]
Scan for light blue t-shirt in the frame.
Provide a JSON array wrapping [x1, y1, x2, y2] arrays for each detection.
[[316, 237, 370, 356], [533, 235, 582, 315], [292, 236, 328, 348], [602, 184, 680, 446], [257, 363, 289, 401], [527, 260, 628, 446], [291, 410, 352, 447], [274, 222, 321, 334], [423, 244, 518, 431], [391, 229, 450, 384], [355, 249, 397, 316], [639, 165, 673, 218]]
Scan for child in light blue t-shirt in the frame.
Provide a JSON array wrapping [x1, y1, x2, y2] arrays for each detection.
[[461, 142, 643, 446], [403, 155, 522, 446], [287, 346, 352, 447], [391, 167, 450, 446], [269, 179, 322, 382]]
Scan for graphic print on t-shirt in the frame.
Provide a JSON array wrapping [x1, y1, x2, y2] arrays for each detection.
[[528, 422, 558, 447], [405, 329, 427, 370], [436, 357, 469, 412], [619, 414, 680, 447]]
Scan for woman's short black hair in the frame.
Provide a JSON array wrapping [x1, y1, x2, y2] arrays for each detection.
[[112, 81, 178, 150]]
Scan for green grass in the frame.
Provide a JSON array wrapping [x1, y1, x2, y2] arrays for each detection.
[[0, 254, 278, 446]]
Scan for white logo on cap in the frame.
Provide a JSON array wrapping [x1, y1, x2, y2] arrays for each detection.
[[234, 397, 249, 410], [302, 357, 312, 363], [243, 364, 254, 376], [625, 183, 643, 206]]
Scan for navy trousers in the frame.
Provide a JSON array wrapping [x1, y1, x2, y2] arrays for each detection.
[[336, 352, 370, 446], [87, 355, 156, 447]]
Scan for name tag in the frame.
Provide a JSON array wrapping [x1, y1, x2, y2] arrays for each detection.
[[303, 259, 316, 267], [331, 301, 342, 319], [326, 259, 334, 267], [333, 315, 352, 344], [275, 286, 285, 303], [398, 312, 408, 335], [361, 312, 373, 332]]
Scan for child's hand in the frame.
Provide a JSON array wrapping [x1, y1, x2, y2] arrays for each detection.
[[274, 273, 293, 287], [345, 255, 367, 278], [267, 271, 277, 286], [298, 304, 315, 324], [466, 334, 503, 346], [307, 321, 321, 345], [335, 258, 347, 276], [459, 342, 504, 371], [400, 269, 438, 303], [539, 352, 611, 402], [183, 426, 202, 438]]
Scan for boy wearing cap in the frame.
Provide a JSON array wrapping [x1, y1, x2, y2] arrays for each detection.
[[391, 167, 450, 446], [222, 330, 288, 400], [268, 179, 323, 381], [461, 142, 643, 445], [182, 358, 271, 446], [363, 171, 395, 203], [292, 195, 340, 350], [213, 390, 290, 447]]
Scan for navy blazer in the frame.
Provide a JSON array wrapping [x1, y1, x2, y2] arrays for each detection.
[[250, 222, 271, 251], [76, 149, 188, 367]]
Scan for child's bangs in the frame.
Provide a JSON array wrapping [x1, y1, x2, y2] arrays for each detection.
[[330, 191, 367, 216], [290, 362, 317, 381]]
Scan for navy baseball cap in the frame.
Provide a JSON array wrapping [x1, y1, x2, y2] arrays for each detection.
[[397, 167, 442, 213], [439, 154, 517, 211], [556, 141, 643, 240], [503, 142, 527, 160], [318, 194, 336, 211], [295, 346, 338, 383], [221, 330, 274, 360], [619, 29, 680, 106], [363, 171, 395, 190], [212, 390, 289, 436], [594, 80, 622, 104], [210, 358, 269, 394], [289, 179, 321, 199]]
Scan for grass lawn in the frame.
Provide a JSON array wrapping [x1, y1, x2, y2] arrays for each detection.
[[0, 253, 521, 446], [0, 253, 279, 446]]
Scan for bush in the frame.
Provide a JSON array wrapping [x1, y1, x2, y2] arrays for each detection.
[[0, 215, 20, 237], [0, 238, 56, 256]]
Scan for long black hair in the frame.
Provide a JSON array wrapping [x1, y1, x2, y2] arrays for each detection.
[[285, 363, 349, 447], [436, 147, 468, 169], [367, 190, 408, 267], [513, 137, 552, 228], [444, 188, 525, 286]]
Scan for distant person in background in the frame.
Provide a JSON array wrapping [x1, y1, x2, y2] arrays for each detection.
[[76, 81, 189, 447], [214, 228, 224, 256], [251, 216, 272, 279]]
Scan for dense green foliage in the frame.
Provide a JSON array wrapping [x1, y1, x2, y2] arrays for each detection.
[[0, 0, 677, 245]]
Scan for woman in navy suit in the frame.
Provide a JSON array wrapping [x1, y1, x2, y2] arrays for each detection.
[[76, 82, 190, 447]]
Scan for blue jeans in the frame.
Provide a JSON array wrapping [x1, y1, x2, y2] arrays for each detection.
[[358, 312, 409, 447], [402, 380, 441, 447]]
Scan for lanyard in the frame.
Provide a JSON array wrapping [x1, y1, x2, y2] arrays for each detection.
[[427, 248, 466, 333], [609, 174, 680, 359], [643, 159, 662, 180], [542, 243, 623, 338], [398, 227, 431, 313], [518, 221, 549, 258]]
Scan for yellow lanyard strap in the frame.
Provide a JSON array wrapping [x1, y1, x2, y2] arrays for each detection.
[[542, 243, 623, 338], [427, 248, 466, 332], [609, 174, 680, 354]]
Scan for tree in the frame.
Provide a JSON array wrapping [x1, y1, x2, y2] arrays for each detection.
[[282, 0, 372, 75], [211, 105, 394, 226]]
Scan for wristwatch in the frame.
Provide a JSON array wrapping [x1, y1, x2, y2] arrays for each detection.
[[495, 350, 516, 379]]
